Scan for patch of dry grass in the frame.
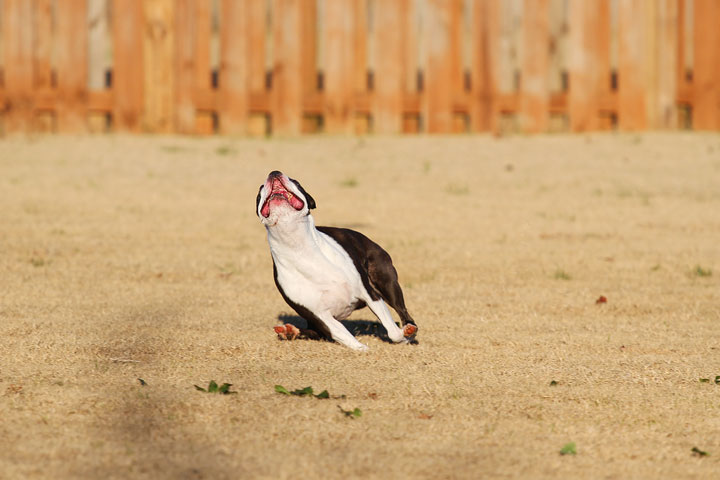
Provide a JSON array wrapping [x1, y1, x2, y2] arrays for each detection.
[[1, 133, 719, 479]]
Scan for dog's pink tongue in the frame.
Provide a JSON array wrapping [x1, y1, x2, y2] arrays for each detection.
[[289, 195, 304, 210], [261, 202, 271, 217]]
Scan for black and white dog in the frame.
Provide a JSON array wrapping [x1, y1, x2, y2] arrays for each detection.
[[256, 170, 417, 351]]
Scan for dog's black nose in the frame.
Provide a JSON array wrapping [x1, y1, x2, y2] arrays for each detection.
[[269, 170, 283, 178]]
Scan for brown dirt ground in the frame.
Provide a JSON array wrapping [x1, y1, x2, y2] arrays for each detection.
[[1, 133, 719, 479]]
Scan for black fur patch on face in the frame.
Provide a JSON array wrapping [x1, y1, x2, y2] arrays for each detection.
[[255, 185, 263, 215], [289, 178, 316, 210]]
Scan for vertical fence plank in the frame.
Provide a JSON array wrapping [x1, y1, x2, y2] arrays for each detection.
[[676, 0, 690, 113], [56, 0, 88, 132], [424, 0, 458, 133], [246, 0, 266, 95], [112, 0, 144, 131], [693, 0, 720, 130], [617, 0, 648, 130], [352, 0, 370, 133], [143, 0, 174, 133], [194, 1, 212, 134], [3, 0, 34, 132], [272, 0, 303, 135], [87, 0, 110, 132], [471, 0, 499, 132], [88, 0, 109, 91], [219, 0, 247, 135], [175, 0, 194, 133], [373, 0, 404, 133], [567, 0, 608, 131], [246, 0, 268, 135], [31, 0, 53, 131], [653, 0, 678, 129], [175, 0, 211, 134], [353, 0, 368, 96], [301, 0, 316, 97], [32, 0, 52, 91], [324, 0, 354, 133], [520, 0, 550, 132]]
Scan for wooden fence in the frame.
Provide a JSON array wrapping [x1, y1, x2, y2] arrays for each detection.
[[0, 0, 719, 135]]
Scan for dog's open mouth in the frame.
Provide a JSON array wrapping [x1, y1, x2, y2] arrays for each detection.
[[261, 178, 304, 217]]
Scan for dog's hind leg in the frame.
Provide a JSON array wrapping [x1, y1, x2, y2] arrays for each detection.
[[363, 297, 415, 343], [366, 254, 418, 338], [274, 324, 323, 341]]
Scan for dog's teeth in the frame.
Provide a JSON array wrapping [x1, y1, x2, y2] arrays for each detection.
[[287, 193, 293, 199]]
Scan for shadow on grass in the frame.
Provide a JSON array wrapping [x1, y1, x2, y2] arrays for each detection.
[[83, 302, 233, 479], [277, 314, 395, 344]]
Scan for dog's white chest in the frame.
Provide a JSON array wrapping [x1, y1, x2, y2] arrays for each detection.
[[270, 230, 363, 319]]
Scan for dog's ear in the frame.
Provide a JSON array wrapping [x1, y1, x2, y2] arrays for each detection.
[[290, 178, 316, 211], [255, 185, 263, 214]]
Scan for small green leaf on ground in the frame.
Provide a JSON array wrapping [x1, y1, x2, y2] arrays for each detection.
[[30, 257, 48, 267], [338, 405, 362, 419], [274, 385, 329, 399], [694, 265, 712, 277], [560, 442, 577, 456], [340, 177, 358, 188], [691, 447, 709, 457], [218, 383, 237, 394], [215, 146, 235, 156], [549, 380, 559, 386], [138, 378, 147, 386], [715, 376, 720, 385], [195, 381, 236, 394], [553, 269, 571, 280], [445, 183, 470, 196], [699, 378, 710, 383]]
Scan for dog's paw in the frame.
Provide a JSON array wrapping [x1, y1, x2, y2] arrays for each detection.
[[403, 324, 418, 338], [274, 324, 300, 341]]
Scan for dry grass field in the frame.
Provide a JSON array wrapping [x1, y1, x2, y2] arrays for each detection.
[[1, 133, 719, 479]]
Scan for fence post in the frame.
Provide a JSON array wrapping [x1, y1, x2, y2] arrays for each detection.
[[352, 0, 369, 133], [218, 0, 248, 135], [653, 0, 678, 129], [373, 0, 405, 134], [56, 0, 88, 133], [245, 0, 268, 135], [424, 0, 460, 133], [188, 1, 214, 135], [324, 0, 354, 134], [2, 0, 34, 133], [693, 0, 720, 130], [470, 0, 498, 133], [520, 0, 550, 133], [272, 0, 304, 135], [142, 0, 175, 133], [33, 0, 53, 91], [112, 0, 144, 131], [617, 0, 649, 130], [567, 0, 608, 131], [31, 0, 53, 131]]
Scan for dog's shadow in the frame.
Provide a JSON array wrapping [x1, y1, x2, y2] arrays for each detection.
[[277, 314, 395, 344]]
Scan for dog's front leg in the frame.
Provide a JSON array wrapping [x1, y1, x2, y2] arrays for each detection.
[[317, 312, 369, 351]]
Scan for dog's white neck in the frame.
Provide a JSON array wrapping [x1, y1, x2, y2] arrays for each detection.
[[265, 213, 323, 261]]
